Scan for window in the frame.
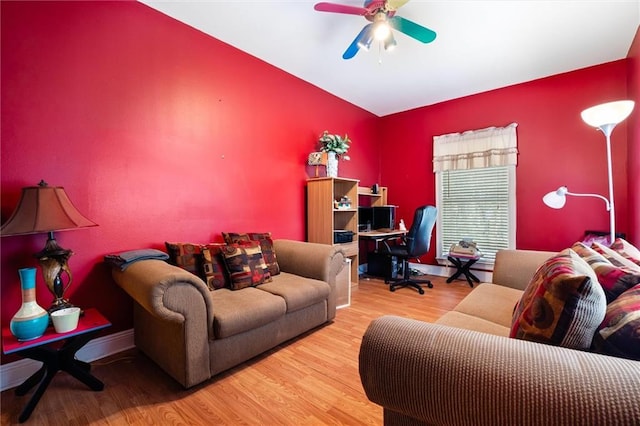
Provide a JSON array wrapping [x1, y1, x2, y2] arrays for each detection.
[[433, 124, 517, 267], [436, 166, 515, 265]]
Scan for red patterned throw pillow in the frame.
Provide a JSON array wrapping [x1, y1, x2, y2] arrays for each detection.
[[201, 243, 229, 290], [593, 284, 640, 360], [165, 242, 203, 276], [592, 242, 640, 273], [510, 249, 607, 350], [222, 232, 280, 276], [571, 242, 640, 303], [221, 243, 271, 290], [165, 242, 230, 290], [609, 238, 640, 267]]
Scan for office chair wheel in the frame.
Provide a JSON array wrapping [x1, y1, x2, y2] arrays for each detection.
[[418, 288, 425, 295], [390, 286, 396, 292], [427, 282, 433, 288]]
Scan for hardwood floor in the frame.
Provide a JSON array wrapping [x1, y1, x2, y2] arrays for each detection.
[[1, 276, 473, 425]]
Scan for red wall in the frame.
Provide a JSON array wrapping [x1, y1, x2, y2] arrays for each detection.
[[378, 60, 632, 264], [0, 0, 378, 360], [1, 1, 636, 364], [627, 26, 640, 246]]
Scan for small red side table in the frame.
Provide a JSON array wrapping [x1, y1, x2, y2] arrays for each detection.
[[2, 308, 111, 423]]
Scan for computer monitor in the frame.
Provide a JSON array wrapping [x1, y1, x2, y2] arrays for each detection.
[[373, 205, 396, 231]]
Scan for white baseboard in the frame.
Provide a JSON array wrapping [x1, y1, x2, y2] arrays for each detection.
[[0, 329, 134, 392], [410, 262, 493, 283], [359, 262, 493, 284]]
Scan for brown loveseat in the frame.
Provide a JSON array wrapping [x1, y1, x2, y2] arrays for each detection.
[[359, 249, 640, 425], [112, 239, 345, 388]]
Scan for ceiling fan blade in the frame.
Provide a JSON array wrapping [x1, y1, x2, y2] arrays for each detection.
[[314, 2, 369, 16], [385, 0, 410, 11], [388, 15, 436, 43], [343, 24, 373, 59]]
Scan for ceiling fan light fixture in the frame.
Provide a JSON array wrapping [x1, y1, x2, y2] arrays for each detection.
[[383, 33, 397, 51], [357, 35, 373, 51], [374, 21, 391, 41]]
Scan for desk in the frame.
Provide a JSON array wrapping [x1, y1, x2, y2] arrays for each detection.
[[446, 254, 481, 287], [2, 308, 111, 423], [359, 229, 406, 249], [359, 230, 406, 278]]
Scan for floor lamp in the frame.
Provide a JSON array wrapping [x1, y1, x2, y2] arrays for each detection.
[[543, 100, 634, 245]]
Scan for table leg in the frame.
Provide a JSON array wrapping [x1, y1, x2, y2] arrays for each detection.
[[14, 364, 45, 396], [446, 257, 464, 283], [14, 331, 104, 423], [447, 256, 480, 287]]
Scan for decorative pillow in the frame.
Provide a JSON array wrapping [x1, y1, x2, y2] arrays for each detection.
[[201, 243, 229, 290], [572, 242, 640, 303], [609, 238, 640, 267], [592, 242, 640, 272], [221, 243, 271, 290], [592, 284, 640, 360], [222, 232, 280, 276], [510, 248, 606, 350], [165, 242, 203, 276]]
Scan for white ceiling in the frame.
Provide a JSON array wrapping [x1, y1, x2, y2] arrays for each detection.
[[140, 1, 639, 117]]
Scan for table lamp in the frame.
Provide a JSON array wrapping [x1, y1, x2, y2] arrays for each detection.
[[1, 180, 97, 312]]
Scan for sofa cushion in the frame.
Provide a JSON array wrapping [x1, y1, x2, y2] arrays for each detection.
[[210, 287, 286, 339], [436, 311, 511, 336], [510, 248, 606, 350], [571, 242, 640, 303], [221, 243, 271, 290], [222, 232, 281, 276], [609, 238, 640, 267], [257, 272, 330, 313], [592, 284, 640, 360], [449, 283, 523, 329]]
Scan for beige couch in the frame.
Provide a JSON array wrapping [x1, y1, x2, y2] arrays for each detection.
[[112, 239, 345, 388], [359, 249, 640, 425]]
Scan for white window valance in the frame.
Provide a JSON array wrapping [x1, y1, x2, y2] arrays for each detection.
[[433, 123, 518, 172]]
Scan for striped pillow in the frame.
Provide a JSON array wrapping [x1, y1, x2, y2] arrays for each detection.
[[510, 248, 606, 350]]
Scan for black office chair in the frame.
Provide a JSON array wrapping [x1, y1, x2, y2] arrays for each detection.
[[380, 205, 437, 294]]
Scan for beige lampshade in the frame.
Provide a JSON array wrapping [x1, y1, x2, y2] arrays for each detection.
[[1, 181, 97, 236]]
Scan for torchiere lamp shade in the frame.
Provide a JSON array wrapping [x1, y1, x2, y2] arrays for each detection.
[[1, 181, 97, 236]]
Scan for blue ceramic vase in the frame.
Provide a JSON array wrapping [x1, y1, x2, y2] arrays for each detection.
[[10, 268, 49, 341]]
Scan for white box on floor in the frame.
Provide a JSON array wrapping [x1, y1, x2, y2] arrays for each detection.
[[336, 259, 351, 309]]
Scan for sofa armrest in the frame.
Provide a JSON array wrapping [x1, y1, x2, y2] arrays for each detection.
[[359, 315, 640, 426], [112, 259, 214, 336], [111, 259, 215, 387], [273, 239, 345, 286]]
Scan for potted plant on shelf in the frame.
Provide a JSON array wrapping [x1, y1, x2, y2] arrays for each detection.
[[318, 131, 351, 177]]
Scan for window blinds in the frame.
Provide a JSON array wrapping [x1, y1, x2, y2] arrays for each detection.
[[438, 166, 512, 263]]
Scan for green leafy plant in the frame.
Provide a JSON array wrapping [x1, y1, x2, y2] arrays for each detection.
[[318, 131, 351, 159]]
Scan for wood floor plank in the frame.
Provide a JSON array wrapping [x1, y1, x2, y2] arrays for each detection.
[[1, 276, 473, 425]]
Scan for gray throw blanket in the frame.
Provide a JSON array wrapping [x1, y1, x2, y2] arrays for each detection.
[[104, 249, 169, 271]]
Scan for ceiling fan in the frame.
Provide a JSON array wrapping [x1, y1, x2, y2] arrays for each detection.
[[314, 0, 436, 59]]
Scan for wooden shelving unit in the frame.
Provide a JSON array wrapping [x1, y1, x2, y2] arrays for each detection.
[[307, 177, 360, 285], [357, 186, 388, 207]]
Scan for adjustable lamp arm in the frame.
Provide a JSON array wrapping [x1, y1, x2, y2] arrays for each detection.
[[564, 190, 611, 211]]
